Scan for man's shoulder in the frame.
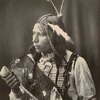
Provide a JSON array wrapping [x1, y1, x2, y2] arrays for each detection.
[[64, 50, 79, 62], [64, 50, 73, 62]]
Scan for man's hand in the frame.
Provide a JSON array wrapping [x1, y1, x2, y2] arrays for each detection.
[[3, 72, 20, 93], [0, 66, 20, 93]]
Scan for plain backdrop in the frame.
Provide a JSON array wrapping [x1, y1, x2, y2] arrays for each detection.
[[0, 0, 100, 99]]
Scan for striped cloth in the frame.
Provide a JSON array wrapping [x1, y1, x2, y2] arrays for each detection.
[[37, 52, 65, 87]]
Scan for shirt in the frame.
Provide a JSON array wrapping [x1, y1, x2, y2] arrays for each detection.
[[9, 50, 96, 100]]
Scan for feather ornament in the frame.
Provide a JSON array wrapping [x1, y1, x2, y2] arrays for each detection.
[[48, 23, 74, 44]]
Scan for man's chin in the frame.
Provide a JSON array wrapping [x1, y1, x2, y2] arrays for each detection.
[[35, 49, 41, 53]]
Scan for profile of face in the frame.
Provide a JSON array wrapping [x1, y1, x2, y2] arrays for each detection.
[[32, 23, 52, 54]]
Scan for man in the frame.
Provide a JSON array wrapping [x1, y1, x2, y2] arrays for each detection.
[[0, 14, 96, 100]]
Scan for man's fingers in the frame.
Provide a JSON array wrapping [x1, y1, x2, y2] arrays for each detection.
[[7, 75, 16, 84], [4, 73, 12, 80], [12, 81, 20, 89], [9, 78, 20, 88]]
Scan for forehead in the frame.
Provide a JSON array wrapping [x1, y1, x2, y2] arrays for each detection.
[[32, 23, 54, 38]]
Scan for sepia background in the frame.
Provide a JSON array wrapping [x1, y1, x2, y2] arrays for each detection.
[[0, 0, 100, 99]]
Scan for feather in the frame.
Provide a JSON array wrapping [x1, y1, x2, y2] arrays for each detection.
[[48, 23, 74, 45], [46, 0, 59, 15]]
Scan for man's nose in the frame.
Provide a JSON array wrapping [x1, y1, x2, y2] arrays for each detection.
[[32, 34, 39, 43]]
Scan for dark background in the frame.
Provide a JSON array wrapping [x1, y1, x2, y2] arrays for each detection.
[[0, 0, 100, 99]]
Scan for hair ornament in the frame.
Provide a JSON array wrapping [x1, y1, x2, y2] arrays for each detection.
[[46, 0, 65, 16], [48, 23, 74, 45], [59, 0, 65, 16], [46, 0, 59, 15]]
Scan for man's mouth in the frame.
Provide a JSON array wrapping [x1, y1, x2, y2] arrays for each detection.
[[34, 45, 40, 49]]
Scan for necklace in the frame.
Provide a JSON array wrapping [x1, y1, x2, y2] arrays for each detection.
[[37, 52, 55, 76]]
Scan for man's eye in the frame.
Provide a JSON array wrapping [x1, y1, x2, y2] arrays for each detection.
[[38, 33, 45, 36], [33, 32, 46, 37]]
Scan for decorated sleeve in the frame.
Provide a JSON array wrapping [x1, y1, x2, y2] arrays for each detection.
[[74, 57, 96, 100]]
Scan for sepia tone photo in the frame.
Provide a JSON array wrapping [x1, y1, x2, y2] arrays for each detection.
[[0, 0, 100, 100]]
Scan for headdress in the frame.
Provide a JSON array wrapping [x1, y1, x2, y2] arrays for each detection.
[[47, 0, 75, 54], [46, 0, 74, 43]]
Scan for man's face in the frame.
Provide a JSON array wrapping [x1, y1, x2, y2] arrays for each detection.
[[32, 23, 52, 54]]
